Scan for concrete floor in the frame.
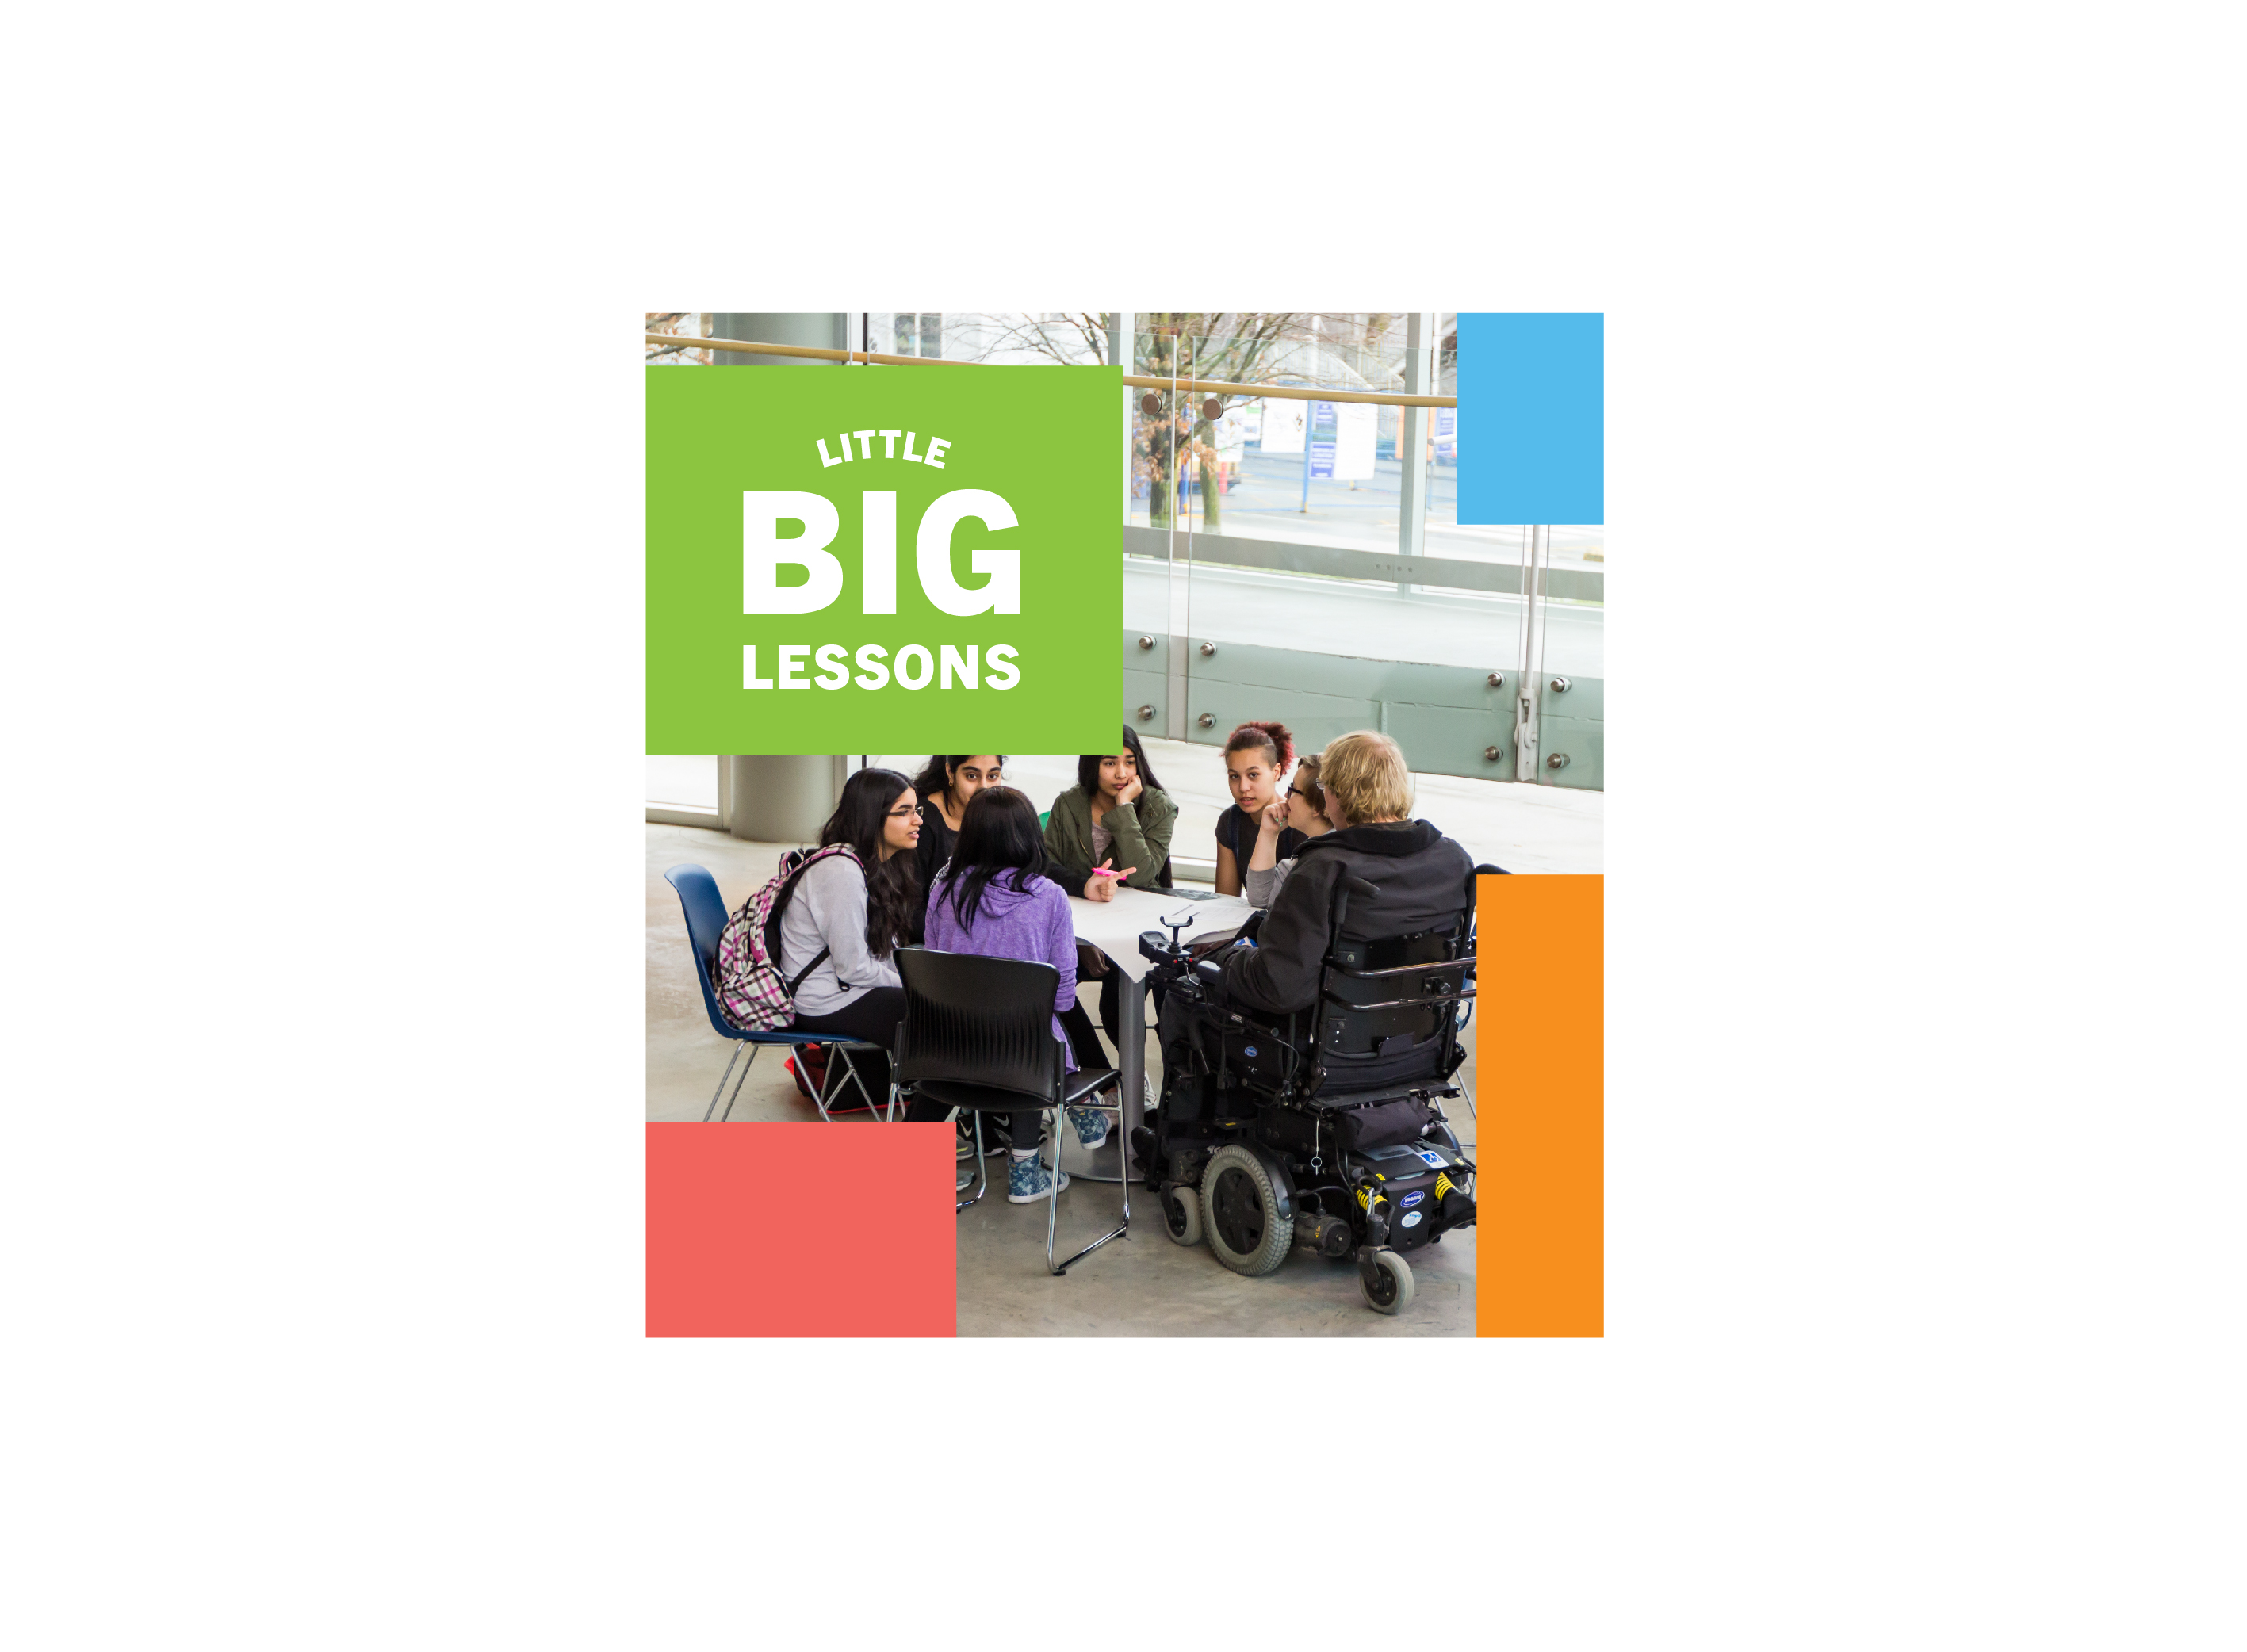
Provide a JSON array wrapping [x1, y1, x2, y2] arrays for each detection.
[[648, 822, 1483, 1335]]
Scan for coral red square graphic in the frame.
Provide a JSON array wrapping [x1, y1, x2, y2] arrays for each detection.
[[648, 1124, 955, 1337]]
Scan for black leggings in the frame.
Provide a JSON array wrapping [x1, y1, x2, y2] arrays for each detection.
[[906, 1097, 1046, 1152]]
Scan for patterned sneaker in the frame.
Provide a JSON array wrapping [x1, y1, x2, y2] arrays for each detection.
[[1066, 1104, 1112, 1149], [1007, 1154, 1070, 1203]]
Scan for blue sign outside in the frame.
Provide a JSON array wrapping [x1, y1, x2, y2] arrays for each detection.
[[1307, 400, 1338, 480]]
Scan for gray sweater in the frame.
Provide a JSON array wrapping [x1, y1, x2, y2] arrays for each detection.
[[1242, 856, 1295, 910], [777, 854, 901, 1017]]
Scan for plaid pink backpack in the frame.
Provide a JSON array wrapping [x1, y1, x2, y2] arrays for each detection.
[[713, 844, 865, 1031]]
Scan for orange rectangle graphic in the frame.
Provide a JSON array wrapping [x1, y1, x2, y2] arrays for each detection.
[[1477, 875, 1603, 1337]]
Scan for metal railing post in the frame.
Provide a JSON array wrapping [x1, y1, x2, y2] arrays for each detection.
[[1397, 312, 1438, 591]]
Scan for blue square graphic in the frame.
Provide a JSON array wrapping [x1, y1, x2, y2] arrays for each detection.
[[1455, 313, 1603, 526]]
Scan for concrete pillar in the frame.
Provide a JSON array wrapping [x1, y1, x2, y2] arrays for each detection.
[[726, 755, 850, 844], [708, 312, 852, 365], [708, 320, 854, 843]]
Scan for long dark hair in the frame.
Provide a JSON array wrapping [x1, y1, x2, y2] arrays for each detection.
[[1076, 725, 1166, 798], [940, 786, 1050, 931], [909, 753, 1005, 816], [1075, 726, 1172, 889], [814, 767, 921, 958]]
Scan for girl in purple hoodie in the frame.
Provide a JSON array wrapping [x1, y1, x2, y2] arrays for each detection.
[[908, 786, 1111, 1203]]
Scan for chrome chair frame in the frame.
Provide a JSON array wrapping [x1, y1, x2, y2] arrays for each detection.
[[893, 946, 1128, 1275]]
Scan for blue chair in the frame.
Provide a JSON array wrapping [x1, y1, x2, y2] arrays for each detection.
[[664, 863, 889, 1124]]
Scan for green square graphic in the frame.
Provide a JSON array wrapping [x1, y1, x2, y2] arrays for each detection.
[[647, 366, 1121, 753]]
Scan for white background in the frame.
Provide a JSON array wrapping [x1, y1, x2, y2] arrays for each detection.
[[5, 3, 2241, 1646]]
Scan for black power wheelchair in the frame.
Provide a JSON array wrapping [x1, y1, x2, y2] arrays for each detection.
[[1128, 866, 1488, 1316]]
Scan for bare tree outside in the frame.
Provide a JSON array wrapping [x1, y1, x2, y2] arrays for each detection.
[[644, 311, 1420, 531], [645, 313, 713, 365], [1126, 313, 1403, 533]]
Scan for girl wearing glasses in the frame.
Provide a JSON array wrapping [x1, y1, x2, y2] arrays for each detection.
[[782, 769, 924, 1073], [1242, 751, 1334, 909]]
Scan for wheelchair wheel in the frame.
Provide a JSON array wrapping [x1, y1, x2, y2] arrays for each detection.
[[1161, 1185, 1203, 1247], [1361, 1249, 1414, 1315], [1201, 1145, 1292, 1277]]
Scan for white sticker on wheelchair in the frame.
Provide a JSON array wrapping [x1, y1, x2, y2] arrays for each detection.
[[1418, 1150, 1449, 1167], [1401, 1210, 1423, 1227]]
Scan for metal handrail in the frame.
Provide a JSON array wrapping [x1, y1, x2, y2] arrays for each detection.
[[642, 332, 1457, 410]]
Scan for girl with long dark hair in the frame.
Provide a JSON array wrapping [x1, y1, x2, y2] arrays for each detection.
[[1042, 725, 1177, 897], [1043, 726, 1179, 1085], [782, 768, 924, 1069], [908, 786, 1108, 1202], [908, 753, 1004, 892]]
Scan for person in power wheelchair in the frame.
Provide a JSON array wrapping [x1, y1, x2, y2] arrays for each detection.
[[1134, 732, 1486, 1315]]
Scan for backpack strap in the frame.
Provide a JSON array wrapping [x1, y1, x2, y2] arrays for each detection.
[[766, 843, 867, 989], [785, 946, 832, 997]]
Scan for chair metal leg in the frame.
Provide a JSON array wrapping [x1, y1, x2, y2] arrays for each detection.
[[810, 1046, 841, 1123], [955, 1111, 992, 1214], [1050, 1092, 1131, 1276], [719, 1043, 762, 1122], [836, 1046, 882, 1116], [1045, 1105, 1060, 1272], [701, 1040, 748, 1124], [813, 1042, 884, 1122]]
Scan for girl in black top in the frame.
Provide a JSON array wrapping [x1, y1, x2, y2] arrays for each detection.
[[1213, 721, 1304, 897], [909, 754, 1005, 909]]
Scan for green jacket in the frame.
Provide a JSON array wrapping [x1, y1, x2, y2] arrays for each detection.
[[1044, 785, 1177, 893]]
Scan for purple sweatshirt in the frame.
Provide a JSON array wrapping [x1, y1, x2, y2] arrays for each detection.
[[923, 869, 1078, 1071]]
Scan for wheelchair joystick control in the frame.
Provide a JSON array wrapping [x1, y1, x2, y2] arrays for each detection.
[[1159, 914, 1193, 950]]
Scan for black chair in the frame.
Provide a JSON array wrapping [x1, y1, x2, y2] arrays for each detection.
[[894, 948, 1124, 1275]]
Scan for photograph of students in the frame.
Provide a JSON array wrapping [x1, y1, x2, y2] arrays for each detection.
[[908, 754, 1004, 899], [781, 769, 924, 1091], [1212, 721, 1305, 897], [1242, 751, 1334, 909], [907, 786, 1109, 1203]]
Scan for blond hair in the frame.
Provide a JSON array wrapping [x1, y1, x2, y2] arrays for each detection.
[[1319, 732, 1412, 825]]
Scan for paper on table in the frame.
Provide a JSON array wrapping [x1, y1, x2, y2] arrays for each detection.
[[1066, 885, 1257, 982]]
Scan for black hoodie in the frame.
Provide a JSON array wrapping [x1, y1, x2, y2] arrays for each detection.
[[1219, 820, 1475, 1015]]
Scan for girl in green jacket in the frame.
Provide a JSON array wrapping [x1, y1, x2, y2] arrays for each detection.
[[1043, 725, 1177, 897], [1046, 725, 1179, 1080]]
